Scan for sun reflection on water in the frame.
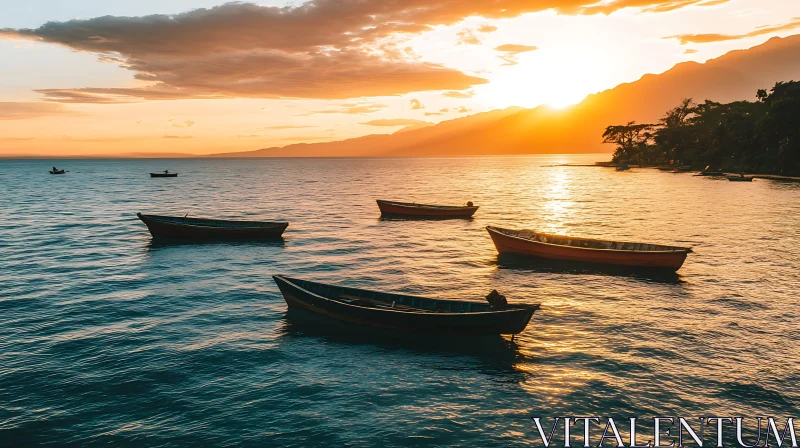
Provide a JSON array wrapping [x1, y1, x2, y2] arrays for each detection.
[[540, 167, 575, 234]]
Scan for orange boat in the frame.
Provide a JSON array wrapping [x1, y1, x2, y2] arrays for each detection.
[[486, 226, 692, 271], [376, 200, 478, 218]]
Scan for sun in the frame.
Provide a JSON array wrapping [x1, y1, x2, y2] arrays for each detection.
[[477, 45, 612, 110]]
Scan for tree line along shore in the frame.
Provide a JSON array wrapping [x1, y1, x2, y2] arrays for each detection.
[[602, 80, 800, 176]]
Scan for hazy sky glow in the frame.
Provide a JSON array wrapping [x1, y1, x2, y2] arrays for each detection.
[[1, 0, 799, 156]]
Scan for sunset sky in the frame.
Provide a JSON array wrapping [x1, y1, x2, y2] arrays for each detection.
[[1, 0, 799, 156]]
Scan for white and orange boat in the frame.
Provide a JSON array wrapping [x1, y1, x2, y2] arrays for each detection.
[[486, 226, 692, 271]]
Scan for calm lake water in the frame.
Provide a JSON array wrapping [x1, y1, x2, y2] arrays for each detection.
[[1, 156, 798, 447]]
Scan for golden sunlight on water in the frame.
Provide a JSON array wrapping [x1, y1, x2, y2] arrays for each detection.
[[1, 155, 798, 446], [540, 167, 576, 234]]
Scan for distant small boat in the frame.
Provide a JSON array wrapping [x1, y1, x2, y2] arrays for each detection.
[[150, 171, 178, 178], [273, 275, 540, 335], [728, 175, 754, 182], [486, 226, 692, 271], [49, 169, 66, 174], [137, 213, 288, 239], [698, 166, 724, 176], [657, 165, 673, 171], [615, 163, 630, 171], [677, 166, 692, 172], [377, 199, 478, 218]]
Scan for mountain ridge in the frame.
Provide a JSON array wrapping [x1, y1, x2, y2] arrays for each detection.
[[209, 34, 800, 157]]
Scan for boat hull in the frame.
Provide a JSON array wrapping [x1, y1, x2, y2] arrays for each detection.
[[487, 227, 689, 271], [376, 200, 478, 218], [727, 176, 753, 182], [49, 170, 65, 174], [150, 173, 178, 177], [138, 213, 287, 240], [273, 276, 536, 335]]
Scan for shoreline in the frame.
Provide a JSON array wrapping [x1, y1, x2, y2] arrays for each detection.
[[557, 162, 800, 182]]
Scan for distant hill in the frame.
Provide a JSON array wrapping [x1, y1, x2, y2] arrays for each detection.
[[211, 35, 800, 157], [1, 152, 195, 159], [208, 107, 523, 157]]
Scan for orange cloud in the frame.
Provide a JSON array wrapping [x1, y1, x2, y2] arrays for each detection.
[[457, 29, 482, 45], [0, 1, 718, 103], [261, 125, 314, 130], [361, 119, 429, 126], [665, 17, 800, 44], [494, 44, 538, 66], [0, 102, 81, 120], [442, 90, 475, 98], [584, 0, 729, 15], [33, 52, 485, 102], [410, 99, 424, 110], [307, 103, 388, 115], [684, 49, 698, 54], [169, 119, 196, 128]]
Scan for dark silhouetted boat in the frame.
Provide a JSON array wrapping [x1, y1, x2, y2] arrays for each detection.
[[376, 199, 478, 218], [728, 175, 754, 182], [137, 213, 288, 239], [273, 275, 539, 335], [150, 171, 178, 178], [615, 163, 630, 171], [486, 226, 692, 271], [49, 169, 66, 174], [698, 166, 724, 176]]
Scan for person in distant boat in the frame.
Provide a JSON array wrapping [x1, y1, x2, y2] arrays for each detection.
[[53, 166, 58, 172], [467, 201, 474, 207], [164, 169, 169, 174]]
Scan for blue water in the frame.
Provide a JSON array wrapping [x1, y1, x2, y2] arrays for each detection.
[[1, 157, 798, 447]]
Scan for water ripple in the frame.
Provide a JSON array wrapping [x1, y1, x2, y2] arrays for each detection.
[[1, 157, 799, 446]]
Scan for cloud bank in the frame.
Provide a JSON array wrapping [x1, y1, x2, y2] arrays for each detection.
[[0, 1, 723, 103]]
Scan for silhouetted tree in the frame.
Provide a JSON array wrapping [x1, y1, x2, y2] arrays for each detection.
[[603, 81, 800, 175], [653, 98, 697, 165], [603, 122, 655, 164]]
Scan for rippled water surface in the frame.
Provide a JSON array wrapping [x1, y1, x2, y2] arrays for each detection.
[[1, 156, 798, 447]]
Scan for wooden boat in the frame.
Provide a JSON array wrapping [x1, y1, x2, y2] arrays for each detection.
[[615, 163, 630, 171], [150, 172, 178, 178], [657, 165, 673, 171], [376, 199, 478, 218], [273, 275, 539, 335], [728, 175, 753, 182], [677, 166, 692, 172], [698, 166, 724, 176], [137, 213, 288, 239], [486, 226, 692, 271], [49, 169, 66, 174]]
